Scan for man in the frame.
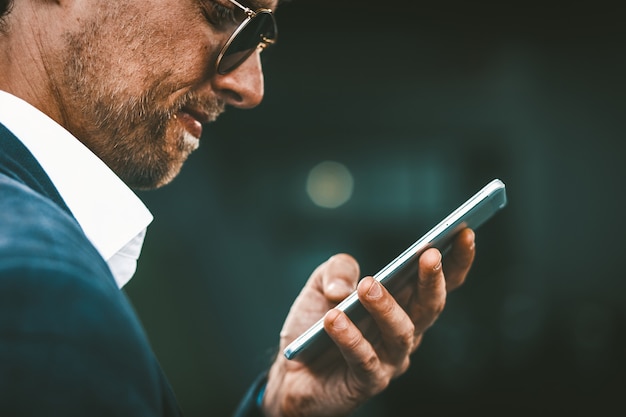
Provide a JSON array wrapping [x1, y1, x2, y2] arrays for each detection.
[[0, 0, 476, 416]]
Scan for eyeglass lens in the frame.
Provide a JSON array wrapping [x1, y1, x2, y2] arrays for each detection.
[[218, 11, 277, 74]]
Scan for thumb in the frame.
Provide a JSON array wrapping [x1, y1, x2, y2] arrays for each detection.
[[318, 253, 360, 303]]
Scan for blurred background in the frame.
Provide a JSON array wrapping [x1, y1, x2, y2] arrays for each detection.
[[125, 1, 625, 415]]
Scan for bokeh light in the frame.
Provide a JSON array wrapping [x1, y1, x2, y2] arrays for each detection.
[[306, 161, 354, 209]]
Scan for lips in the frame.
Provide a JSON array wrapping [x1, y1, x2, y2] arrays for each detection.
[[176, 108, 209, 139]]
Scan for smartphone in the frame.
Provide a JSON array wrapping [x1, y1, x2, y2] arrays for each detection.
[[283, 178, 508, 362]]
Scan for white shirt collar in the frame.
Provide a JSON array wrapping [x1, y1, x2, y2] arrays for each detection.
[[0, 90, 153, 287]]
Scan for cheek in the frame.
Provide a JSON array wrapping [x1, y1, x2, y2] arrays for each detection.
[[166, 30, 224, 81], [110, 16, 219, 92], [145, 11, 225, 79], [176, 8, 245, 78]]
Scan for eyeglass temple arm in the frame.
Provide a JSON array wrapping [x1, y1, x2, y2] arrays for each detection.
[[227, 0, 255, 16]]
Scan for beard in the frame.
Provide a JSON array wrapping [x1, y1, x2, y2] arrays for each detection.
[[55, 4, 224, 189]]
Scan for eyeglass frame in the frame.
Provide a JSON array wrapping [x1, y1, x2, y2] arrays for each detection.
[[215, 0, 278, 75]]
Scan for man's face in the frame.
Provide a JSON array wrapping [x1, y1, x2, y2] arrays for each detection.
[[52, 0, 271, 189]]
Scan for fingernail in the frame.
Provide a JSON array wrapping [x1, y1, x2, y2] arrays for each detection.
[[433, 252, 442, 272], [367, 280, 383, 299], [433, 260, 442, 272], [332, 312, 348, 329]]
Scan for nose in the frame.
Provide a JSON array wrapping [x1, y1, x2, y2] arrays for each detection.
[[211, 51, 265, 109]]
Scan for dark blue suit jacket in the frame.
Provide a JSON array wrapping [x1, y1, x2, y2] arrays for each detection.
[[0, 123, 264, 416]]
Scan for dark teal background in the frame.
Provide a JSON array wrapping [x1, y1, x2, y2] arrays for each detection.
[[125, 1, 626, 415]]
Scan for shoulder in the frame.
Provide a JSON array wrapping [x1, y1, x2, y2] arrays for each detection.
[[0, 171, 135, 337], [0, 170, 144, 354], [0, 172, 110, 276], [0, 173, 179, 415]]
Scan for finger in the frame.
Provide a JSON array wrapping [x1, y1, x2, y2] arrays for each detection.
[[357, 277, 413, 372], [319, 253, 360, 303], [407, 248, 447, 339], [442, 228, 476, 291], [278, 254, 358, 345], [323, 309, 388, 396]]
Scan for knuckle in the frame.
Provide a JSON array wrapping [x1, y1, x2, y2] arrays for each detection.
[[378, 296, 396, 318], [411, 298, 446, 330], [399, 324, 415, 350], [353, 369, 389, 398], [396, 356, 411, 377], [411, 334, 424, 352], [422, 294, 447, 317], [418, 271, 445, 292], [282, 392, 316, 417], [359, 352, 380, 374], [342, 327, 364, 351]]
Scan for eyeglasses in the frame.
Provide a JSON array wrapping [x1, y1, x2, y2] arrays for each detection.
[[215, 0, 278, 75]]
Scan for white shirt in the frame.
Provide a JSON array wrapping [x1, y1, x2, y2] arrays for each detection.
[[0, 90, 153, 288]]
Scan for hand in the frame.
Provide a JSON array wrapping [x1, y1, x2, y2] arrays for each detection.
[[262, 228, 476, 417]]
